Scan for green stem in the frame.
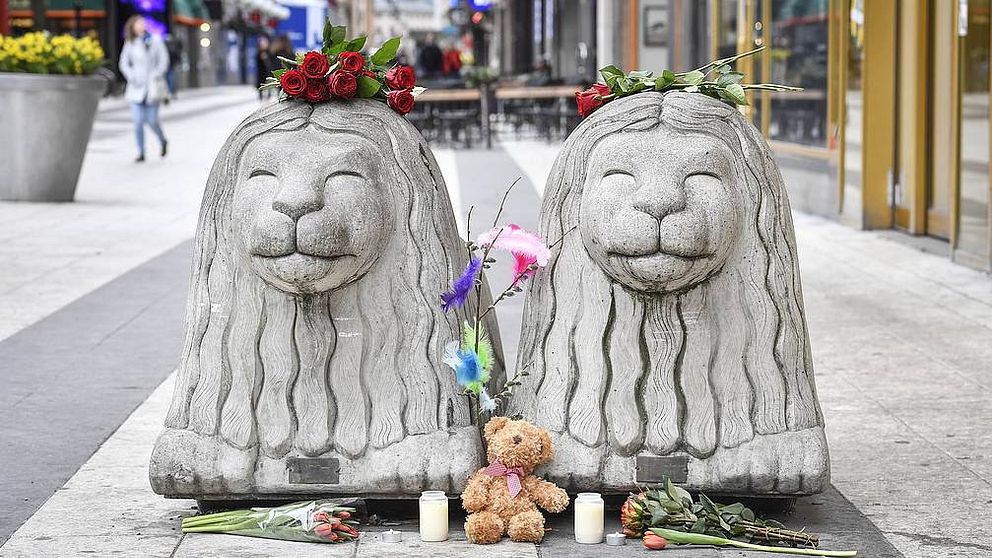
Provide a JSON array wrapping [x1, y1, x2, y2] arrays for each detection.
[[183, 519, 259, 533], [649, 528, 856, 557], [689, 45, 765, 74], [721, 540, 857, 557], [181, 511, 248, 527], [742, 83, 805, 91]]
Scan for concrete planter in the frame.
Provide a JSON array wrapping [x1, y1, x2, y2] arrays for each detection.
[[0, 73, 104, 202]]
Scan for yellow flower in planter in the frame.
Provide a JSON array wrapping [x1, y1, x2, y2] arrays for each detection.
[[0, 32, 104, 74]]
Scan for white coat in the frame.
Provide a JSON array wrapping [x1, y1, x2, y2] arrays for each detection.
[[118, 35, 169, 104]]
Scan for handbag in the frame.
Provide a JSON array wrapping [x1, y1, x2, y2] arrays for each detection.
[[147, 74, 168, 103]]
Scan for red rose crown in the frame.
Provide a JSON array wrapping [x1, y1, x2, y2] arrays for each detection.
[[260, 23, 424, 116]]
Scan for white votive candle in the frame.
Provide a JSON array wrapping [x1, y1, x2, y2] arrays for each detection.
[[573, 492, 604, 544], [419, 490, 449, 542]]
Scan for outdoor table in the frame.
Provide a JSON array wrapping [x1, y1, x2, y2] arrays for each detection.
[[493, 85, 581, 100], [416, 88, 488, 147], [494, 85, 582, 142]]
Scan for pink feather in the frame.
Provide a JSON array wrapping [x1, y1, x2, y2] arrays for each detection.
[[476, 224, 551, 266]]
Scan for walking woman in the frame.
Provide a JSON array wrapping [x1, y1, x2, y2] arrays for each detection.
[[119, 15, 169, 162]]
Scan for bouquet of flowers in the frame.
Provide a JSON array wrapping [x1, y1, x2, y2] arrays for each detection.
[[621, 479, 856, 556], [181, 500, 359, 543], [439, 180, 564, 417], [260, 22, 423, 114]]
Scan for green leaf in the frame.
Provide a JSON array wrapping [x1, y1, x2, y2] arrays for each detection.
[[690, 518, 706, 533], [628, 69, 653, 79], [714, 64, 731, 75], [722, 503, 745, 516], [330, 25, 347, 46], [650, 507, 668, 525], [741, 507, 755, 522], [666, 477, 693, 506], [718, 71, 744, 86], [662, 500, 683, 513], [599, 64, 624, 81], [371, 36, 401, 65], [628, 80, 648, 94], [722, 82, 747, 105], [272, 68, 286, 79], [356, 75, 381, 98], [699, 493, 718, 515], [345, 35, 367, 52], [322, 18, 332, 49], [655, 69, 676, 90], [683, 69, 706, 86]]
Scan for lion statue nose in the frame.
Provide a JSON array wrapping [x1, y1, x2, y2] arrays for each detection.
[[272, 183, 324, 222]]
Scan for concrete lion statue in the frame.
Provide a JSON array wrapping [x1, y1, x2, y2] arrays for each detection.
[[509, 91, 828, 496], [150, 99, 503, 500]]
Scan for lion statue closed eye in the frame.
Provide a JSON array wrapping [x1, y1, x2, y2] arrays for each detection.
[[509, 91, 829, 495], [150, 100, 503, 499]]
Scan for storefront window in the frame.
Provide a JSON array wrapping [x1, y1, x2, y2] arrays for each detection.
[[768, 0, 828, 146], [842, 0, 864, 217], [957, 0, 991, 267], [716, 0, 738, 59]]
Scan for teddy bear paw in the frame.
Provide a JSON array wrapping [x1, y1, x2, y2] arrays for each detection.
[[466, 511, 505, 544], [508, 510, 546, 543]]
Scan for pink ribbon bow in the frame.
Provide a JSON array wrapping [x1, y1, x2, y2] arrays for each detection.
[[483, 461, 526, 497]]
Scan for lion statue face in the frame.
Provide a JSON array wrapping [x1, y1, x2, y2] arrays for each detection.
[[232, 127, 393, 294], [579, 125, 740, 293]]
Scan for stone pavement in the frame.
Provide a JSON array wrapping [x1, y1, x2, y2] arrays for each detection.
[[1, 86, 991, 557]]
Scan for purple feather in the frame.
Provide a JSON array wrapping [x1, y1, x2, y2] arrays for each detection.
[[441, 258, 482, 312]]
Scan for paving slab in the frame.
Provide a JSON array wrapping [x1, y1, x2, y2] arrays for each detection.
[[0, 242, 191, 543]]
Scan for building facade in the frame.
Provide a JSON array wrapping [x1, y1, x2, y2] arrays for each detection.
[[496, 0, 991, 273], [692, 0, 991, 273]]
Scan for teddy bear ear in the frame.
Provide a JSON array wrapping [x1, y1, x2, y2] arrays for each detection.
[[484, 416, 510, 440], [538, 428, 554, 463]]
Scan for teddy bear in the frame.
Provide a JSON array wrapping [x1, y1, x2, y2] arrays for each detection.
[[462, 417, 570, 544]]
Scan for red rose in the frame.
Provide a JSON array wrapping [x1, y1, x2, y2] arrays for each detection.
[[300, 51, 330, 79], [575, 86, 605, 118], [386, 89, 415, 114], [592, 82, 611, 97], [304, 77, 329, 103], [362, 69, 376, 79], [385, 65, 416, 90], [338, 51, 365, 73], [328, 71, 357, 98], [279, 69, 307, 97]]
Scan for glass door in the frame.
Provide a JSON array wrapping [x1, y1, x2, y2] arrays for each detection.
[[928, 0, 958, 239], [955, 0, 992, 269], [841, 0, 865, 225]]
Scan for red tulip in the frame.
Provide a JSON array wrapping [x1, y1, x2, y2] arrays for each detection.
[[643, 532, 667, 550]]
